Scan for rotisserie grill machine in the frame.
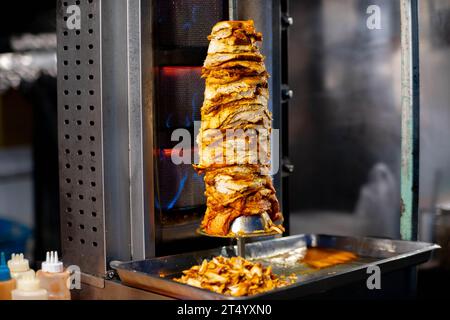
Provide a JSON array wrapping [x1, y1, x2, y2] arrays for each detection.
[[57, 0, 437, 299]]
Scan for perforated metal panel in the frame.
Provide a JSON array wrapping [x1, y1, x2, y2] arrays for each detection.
[[57, 0, 106, 277]]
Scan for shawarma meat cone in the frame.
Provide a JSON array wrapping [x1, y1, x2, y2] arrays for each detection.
[[195, 20, 283, 236]]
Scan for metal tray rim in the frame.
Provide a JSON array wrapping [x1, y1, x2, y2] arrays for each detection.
[[116, 234, 440, 300]]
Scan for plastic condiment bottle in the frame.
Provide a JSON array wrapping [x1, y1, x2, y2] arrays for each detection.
[[11, 273, 48, 300], [36, 251, 71, 300], [0, 252, 16, 300], [7, 253, 34, 279]]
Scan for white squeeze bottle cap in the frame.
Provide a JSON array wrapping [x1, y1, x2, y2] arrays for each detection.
[[41, 251, 64, 273], [17, 273, 40, 291], [8, 253, 30, 273]]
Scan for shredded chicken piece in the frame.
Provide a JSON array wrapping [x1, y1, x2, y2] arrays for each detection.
[[173, 256, 296, 297]]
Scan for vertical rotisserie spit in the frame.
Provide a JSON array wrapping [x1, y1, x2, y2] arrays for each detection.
[[195, 20, 284, 236]]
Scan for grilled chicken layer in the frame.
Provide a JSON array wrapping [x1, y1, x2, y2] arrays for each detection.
[[196, 20, 283, 236]]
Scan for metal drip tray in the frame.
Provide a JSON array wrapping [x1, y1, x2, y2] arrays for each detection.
[[115, 234, 439, 300]]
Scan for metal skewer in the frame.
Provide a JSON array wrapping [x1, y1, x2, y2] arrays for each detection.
[[197, 213, 283, 258], [228, 0, 238, 21], [237, 237, 246, 257]]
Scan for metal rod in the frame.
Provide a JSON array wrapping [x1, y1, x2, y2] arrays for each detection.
[[237, 237, 246, 257], [228, 0, 238, 20], [400, 0, 420, 241]]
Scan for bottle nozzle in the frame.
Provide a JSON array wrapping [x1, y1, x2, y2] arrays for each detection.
[[8, 252, 30, 273], [41, 251, 64, 273], [0, 252, 12, 281]]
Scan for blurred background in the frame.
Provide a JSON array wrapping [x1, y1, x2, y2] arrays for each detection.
[[0, 1, 58, 262], [0, 0, 449, 297]]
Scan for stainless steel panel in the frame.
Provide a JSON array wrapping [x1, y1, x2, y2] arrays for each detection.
[[128, 0, 156, 259], [73, 279, 173, 300], [100, 0, 132, 263], [116, 234, 438, 300], [57, 0, 106, 277], [288, 0, 402, 239]]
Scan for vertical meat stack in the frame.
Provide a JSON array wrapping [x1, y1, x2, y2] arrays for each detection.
[[195, 20, 283, 236]]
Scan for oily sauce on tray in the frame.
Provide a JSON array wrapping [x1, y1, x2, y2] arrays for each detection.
[[301, 248, 358, 269]]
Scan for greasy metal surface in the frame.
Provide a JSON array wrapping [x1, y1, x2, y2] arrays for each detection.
[[57, 0, 106, 277], [230, 213, 271, 234], [400, 0, 420, 241], [116, 234, 439, 300], [287, 1, 402, 239], [73, 279, 173, 300]]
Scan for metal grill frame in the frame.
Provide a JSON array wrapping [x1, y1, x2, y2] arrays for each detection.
[[57, 0, 106, 278], [57, 0, 156, 282]]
